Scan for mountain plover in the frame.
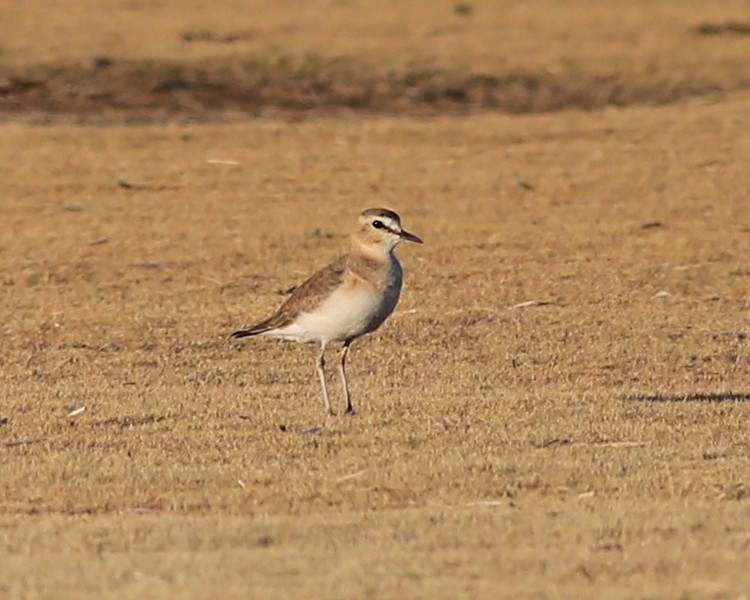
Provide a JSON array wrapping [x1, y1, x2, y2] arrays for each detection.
[[232, 208, 423, 416]]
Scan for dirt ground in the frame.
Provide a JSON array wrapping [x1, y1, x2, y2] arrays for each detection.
[[2, 1, 750, 599]]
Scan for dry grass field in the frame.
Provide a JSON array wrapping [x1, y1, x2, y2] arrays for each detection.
[[2, 1, 750, 599]]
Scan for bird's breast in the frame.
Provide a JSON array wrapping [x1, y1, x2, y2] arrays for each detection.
[[305, 271, 401, 342]]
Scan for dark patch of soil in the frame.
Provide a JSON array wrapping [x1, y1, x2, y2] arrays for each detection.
[[0, 57, 747, 123], [694, 21, 750, 36]]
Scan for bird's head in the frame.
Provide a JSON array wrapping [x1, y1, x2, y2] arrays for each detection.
[[353, 208, 423, 256]]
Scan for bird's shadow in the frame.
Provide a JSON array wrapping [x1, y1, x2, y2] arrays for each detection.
[[627, 391, 750, 403]]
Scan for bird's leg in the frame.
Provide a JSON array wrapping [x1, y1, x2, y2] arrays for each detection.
[[316, 342, 334, 416], [338, 340, 354, 415]]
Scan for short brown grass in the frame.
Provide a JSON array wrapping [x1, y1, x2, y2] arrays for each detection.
[[2, 1, 750, 598]]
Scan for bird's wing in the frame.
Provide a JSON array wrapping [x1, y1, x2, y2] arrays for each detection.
[[232, 255, 348, 337]]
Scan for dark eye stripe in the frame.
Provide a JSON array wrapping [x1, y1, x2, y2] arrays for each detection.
[[372, 220, 399, 236]]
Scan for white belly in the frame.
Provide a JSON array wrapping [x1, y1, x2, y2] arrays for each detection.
[[268, 281, 401, 344]]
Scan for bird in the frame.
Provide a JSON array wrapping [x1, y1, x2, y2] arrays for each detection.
[[231, 208, 423, 416]]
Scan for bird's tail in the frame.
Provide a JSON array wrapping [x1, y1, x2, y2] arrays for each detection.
[[231, 319, 275, 339], [231, 329, 256, 339]]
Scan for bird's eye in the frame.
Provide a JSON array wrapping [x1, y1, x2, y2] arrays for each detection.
[[372, 220, 385, 229]]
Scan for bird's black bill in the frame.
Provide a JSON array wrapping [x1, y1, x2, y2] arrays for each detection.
[[400, 229, 423, 244]]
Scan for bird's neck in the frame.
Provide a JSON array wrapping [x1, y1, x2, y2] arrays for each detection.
[[348, 240, 397, 286], [350, 238, 394, 264]]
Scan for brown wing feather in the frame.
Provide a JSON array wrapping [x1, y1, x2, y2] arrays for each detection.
[[231, 256, 348, 338]]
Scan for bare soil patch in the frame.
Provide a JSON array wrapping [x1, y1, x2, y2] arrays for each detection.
[[2, 56, 749, 122]]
